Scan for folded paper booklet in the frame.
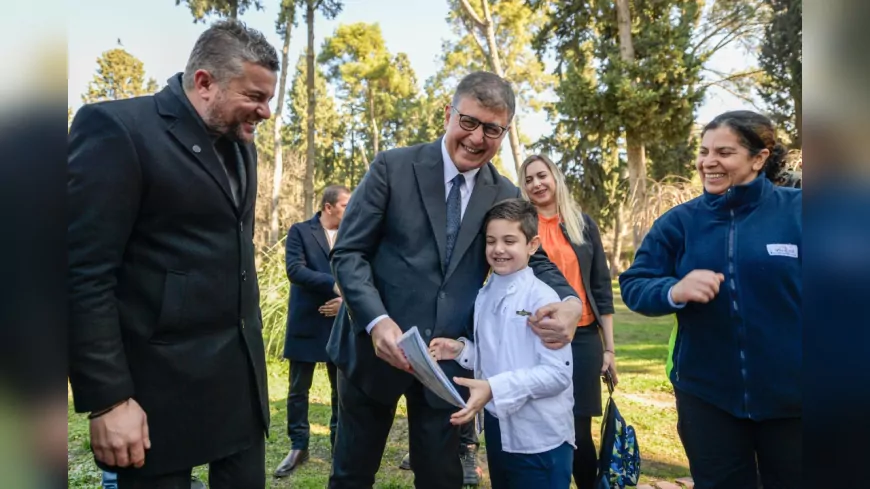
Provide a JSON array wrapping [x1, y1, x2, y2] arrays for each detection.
[[397, 326, 467, 409]]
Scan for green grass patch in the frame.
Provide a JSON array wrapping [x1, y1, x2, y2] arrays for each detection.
[[68, 284, 688, 487]]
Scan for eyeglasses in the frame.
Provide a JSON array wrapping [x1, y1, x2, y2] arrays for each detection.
[[450, 106, 508, 139]]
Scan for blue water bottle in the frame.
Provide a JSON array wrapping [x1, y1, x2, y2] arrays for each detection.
[[101, 471, 118, 489]]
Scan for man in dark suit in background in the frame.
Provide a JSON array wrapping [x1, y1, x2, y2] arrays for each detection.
[[274, 185, 350, 477], [327, 71, 585, 489], [68, 19, 278, 489]]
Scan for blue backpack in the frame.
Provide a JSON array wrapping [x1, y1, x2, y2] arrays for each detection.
[[596, 371, 641, 488]]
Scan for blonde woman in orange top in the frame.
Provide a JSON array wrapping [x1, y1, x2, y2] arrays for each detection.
[[520, 154, 617, 489]]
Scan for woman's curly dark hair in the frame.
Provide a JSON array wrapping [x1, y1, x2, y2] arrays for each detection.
[[702, 110, 787, 182]]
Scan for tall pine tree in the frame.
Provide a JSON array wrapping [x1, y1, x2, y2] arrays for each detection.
[[757, 0, 801, 148], [82, 48, 159, 104], [532, 0, 704, 229], [175, 0, 263, 21]]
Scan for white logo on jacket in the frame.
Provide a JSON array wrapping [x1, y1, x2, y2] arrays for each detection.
[[766, 244, 798, 258]]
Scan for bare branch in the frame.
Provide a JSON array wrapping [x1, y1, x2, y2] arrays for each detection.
[[708, 25, 754, 56], [458, 0, 486, 29], [459, 14, 489, 58], [699, 69, 763, 89], [691, 14, 736, 57], [709, 83, 765, 111], [691, 6, 763, 57], [702, 66, 730, 78]]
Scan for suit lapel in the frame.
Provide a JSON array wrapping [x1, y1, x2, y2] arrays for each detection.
[[156, 79, 238, 212], [165, 121, 237, 210], [565, 223, 592, 284], [310, 213, 330, 258], [445, 164, 498, 281], [413, 141, 448, 272]]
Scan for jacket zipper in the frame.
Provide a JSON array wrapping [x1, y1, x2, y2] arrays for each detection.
[[729, 206, 751, 419]]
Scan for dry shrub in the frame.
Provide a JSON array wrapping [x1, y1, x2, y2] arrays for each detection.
[[256, 238, 290, 359]]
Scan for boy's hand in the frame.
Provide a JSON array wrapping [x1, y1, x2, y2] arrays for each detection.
[[428, 338, 464, 361], [450, 377, 492, 425]]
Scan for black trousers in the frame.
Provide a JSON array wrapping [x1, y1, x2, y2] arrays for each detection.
[[329, 370, 463, 489], [459, 414, 478, 446], [287, 360, 338, 450], [116, 431, 265, 489], [675, 388, 801, 489], [570, 324, 604, 489], [573, 416, 597, 489]]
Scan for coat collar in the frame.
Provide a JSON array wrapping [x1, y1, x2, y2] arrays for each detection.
[[156, 73, 255, 214], [308, 212, 331, 257], [703, 174, 771, 213]]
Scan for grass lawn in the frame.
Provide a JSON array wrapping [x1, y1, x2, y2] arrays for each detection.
[[67, 284, 688, 488]]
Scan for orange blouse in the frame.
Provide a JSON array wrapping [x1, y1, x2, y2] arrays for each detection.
[[538, 213, 596, 327]]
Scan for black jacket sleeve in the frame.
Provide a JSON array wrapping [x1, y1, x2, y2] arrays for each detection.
[[67, 104, 139, 413], [329, 152, 390, 334], [514, 187, 577, 300], [584, 214, 615, 315], [285, 224, 336, 296]]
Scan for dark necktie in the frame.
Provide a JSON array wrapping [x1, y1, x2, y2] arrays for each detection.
[[445, 174, 465, 269]]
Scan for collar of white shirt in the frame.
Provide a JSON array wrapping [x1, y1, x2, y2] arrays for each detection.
[[441, 137, 481, 193], [484, 266, 534, 294]]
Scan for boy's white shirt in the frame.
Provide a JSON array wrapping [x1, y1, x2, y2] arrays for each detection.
[[455, 266, 576, 454]]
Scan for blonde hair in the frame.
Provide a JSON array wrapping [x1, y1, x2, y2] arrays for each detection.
[[519, 154, 586, 245]]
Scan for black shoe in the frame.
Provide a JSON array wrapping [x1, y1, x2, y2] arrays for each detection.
[[459, 444, 480, 485], [398, 452, 411, 470], [274, 449, 310, 477]]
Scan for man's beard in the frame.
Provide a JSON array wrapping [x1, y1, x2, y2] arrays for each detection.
[[204, 97, 251, 143]]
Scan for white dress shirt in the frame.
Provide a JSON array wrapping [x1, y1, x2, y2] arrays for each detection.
[[455, 266, 576, 454], [325, 228, 338, 250], [364, 139, 480, 334]]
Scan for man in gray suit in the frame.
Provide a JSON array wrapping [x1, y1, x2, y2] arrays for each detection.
[[327, 71, 584, 489]]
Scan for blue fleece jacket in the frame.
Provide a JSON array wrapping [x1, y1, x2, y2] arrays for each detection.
[[619, 175, 801, 420]]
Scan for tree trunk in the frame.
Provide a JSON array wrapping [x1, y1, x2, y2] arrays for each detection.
[[303, 0, 316, 218], [610, 202, 623, 279], [480, 0, 504, 76], [479, 0, 523, 176], [368, 92, 379, 159], [616, 0, 647, 250], [608, 143, 623, 278], [230, 0, 238, 19], [268, 13, 293, 246], [505, 120, 522, 177], [359, 140, 370, 169], [350, 126, 356, 186], [793, 89, 802, 149], [627, 140, 647, 250]]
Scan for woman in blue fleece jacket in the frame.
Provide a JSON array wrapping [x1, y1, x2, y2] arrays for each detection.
[[619, 110, 801, 489]]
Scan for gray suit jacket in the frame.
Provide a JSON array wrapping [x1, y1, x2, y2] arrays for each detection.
[[327, 138, 577, 408]]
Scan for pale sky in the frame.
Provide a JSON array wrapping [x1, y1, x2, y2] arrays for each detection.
[[67, 0, 758, 179]]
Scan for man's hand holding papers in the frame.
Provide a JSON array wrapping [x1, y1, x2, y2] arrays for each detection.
[[396, 327, 467, 409]]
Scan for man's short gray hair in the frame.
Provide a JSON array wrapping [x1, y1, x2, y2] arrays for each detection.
[[182, 19, 279, 90], [451, 71, 516, 121]]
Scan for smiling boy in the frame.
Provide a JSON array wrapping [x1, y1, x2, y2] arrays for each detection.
[[428, 198, 575, 489]]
